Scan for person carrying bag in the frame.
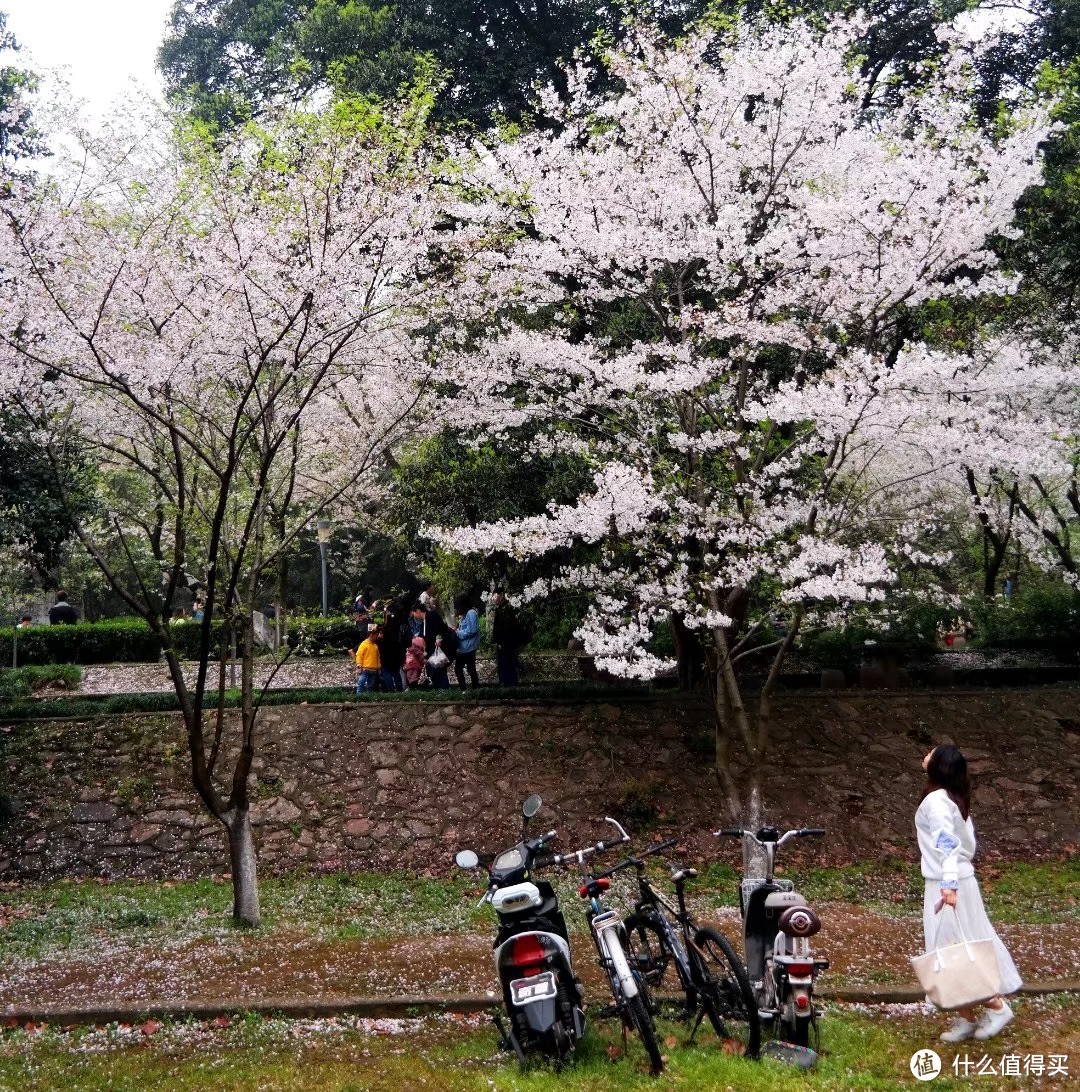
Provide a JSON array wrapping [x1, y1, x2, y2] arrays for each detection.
[[912, 905, 1002, 1010], [913, 746, 1021, 1042]]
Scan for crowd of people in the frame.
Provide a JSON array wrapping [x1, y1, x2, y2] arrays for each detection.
[[348, 584, 531, 694]]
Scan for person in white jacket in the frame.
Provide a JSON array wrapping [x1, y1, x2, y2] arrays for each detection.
[[916, 745, 1022, 1042]]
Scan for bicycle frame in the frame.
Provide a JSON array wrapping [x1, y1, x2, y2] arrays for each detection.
[[633, 873, 696, 990]]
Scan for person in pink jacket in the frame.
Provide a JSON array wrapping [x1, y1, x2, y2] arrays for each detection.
[[403, 635, 427, 687]]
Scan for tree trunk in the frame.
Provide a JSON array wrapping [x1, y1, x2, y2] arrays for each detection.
[[224, 806, 260, 927]]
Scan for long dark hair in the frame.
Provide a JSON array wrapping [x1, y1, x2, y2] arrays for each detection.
[[922, 745, 971, 820]]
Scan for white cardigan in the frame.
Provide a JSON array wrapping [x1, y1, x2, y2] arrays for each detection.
[[915, 787, 976, 889]]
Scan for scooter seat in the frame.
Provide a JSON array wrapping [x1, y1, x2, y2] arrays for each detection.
[[764, 889, 807, 910], [778, 905, 821, 938]]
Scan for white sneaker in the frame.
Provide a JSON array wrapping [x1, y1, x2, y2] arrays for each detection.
[[974, 1002, 1013, 1040], [940, 1017, 977, 1043]]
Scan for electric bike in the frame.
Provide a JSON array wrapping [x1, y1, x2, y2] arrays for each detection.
[[455, 794, 584, 1066]]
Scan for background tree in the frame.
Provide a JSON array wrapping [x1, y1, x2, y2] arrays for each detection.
[[430, 19, 1048, 830], [0, 97, 472, 923], [0, 10, 42, 165], [159, 1, 1005, 132]]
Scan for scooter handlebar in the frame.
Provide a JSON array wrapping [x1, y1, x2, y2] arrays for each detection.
[[715, 828, 745, 837], [545, 817, 632, 867]]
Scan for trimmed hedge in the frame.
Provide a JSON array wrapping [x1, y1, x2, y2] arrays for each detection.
[[286, 615, 365, 657], [0, 664, 82, 699], [0, 618, 224, 666], [0, 680, 663, 722]]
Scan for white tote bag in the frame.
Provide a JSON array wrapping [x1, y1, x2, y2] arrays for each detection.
[[911, 906, 1002, 1010]]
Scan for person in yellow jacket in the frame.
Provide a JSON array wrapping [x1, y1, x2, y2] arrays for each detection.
[[354, 624, 382, 695]]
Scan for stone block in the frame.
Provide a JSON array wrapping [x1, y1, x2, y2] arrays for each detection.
[[344, 818, 372, 836], [144, 810, 199, 828], [129, 823, 163, 844], [154, 831, 188, 852], [71, 802, 119, 823], [375, 768, 401, 786], [256, 798, 303, 823]]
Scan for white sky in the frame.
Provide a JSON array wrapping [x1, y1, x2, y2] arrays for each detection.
[[2, 0, 174, 116]]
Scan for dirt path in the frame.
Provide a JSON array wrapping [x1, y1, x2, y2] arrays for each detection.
[[4, 905, 1078, 1010]]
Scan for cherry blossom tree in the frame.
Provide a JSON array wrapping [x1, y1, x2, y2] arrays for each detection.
[[911, 334, 1080, 588], [431, 19, 1049, 827], [0, 98, 471, 923]]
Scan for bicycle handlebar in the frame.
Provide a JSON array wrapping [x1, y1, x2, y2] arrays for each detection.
[[596, 836, 681, 880], [713, 826, 826, 844]]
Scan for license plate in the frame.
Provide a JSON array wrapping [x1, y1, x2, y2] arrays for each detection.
[[510, 971, 557, 1006]]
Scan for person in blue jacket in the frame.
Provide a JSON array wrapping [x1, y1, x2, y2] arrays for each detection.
[[453, 593, 481, 690]]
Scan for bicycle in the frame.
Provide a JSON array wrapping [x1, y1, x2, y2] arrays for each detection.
[[602, 837, 761, 1059], [543, 819, 666, 1075]]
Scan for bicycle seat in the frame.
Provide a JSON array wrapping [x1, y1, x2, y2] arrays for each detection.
[[670, 868, 698, 883], [778, 905, 821, 938]]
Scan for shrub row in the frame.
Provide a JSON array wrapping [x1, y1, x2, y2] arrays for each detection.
[[0, 618, 224, 666], [0, 664, 82, 699], [0, 680, 661, 722]]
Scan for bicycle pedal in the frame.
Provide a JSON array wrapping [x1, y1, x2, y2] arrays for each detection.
[[596, 1003, 620, 1019], [758, 1009, 777, 1020]]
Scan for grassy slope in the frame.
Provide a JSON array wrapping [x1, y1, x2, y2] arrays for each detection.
[[1, 997, 1077, 1091], [2, 860, 1077, 963]]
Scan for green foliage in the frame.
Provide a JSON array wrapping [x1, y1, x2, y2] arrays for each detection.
[[387, 430, 593, 646], [0, 617, 230, 666], [972, 584, 1080, 648], [797, 601, 951, 671], [0, 618, 160, 666], [0, 680, 661, 721], [613, 774, 667, 832], [285, 615, 363, 657], [0, 408, 96, 581], [0, 663, 80, 698], [158, 0, 647, 131], [0, 12, 43, 164]]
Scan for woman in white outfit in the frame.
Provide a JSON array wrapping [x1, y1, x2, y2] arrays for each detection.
[[916, 745, 1022, 1042]]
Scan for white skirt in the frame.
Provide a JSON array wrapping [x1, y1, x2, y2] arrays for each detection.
[[922, 877, 1023, 998]]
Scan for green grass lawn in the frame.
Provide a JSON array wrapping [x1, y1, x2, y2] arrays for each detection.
[[2, 859, 1076, 963], [1, 996, 1077, 1091]]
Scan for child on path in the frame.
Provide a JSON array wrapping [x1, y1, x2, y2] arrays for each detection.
[[354, 626, 382, 695], [404, 635, 427, 687]]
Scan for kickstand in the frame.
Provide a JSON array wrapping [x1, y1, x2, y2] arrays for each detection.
[[492, 1012, 527, 1067], [688, 1006, 707, 1043]]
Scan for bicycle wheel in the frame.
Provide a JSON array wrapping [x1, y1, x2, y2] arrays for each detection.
[[624, 912, 673, 992], [625, 990, 665, 1075], [692, 926, 761, 1059]]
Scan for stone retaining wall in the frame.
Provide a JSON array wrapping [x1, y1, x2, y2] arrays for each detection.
[[1, 688, 1078, 880]]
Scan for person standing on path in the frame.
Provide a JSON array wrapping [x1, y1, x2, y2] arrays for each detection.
[[47, 591, 78, 625], [453, 593, 480, 690], [916, 745, 1022, 1043], [410, 601, 453, 689], [353, 625, 382, 695], [490, 588, 523, 688]]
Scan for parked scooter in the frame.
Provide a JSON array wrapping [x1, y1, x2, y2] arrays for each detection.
[[714, 826, 829, 1050], [455, 794, 585, 1066]]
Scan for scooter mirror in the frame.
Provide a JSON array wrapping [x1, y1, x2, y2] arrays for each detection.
[[522, 794, 543, 820], [455, 850, 479, 869]]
